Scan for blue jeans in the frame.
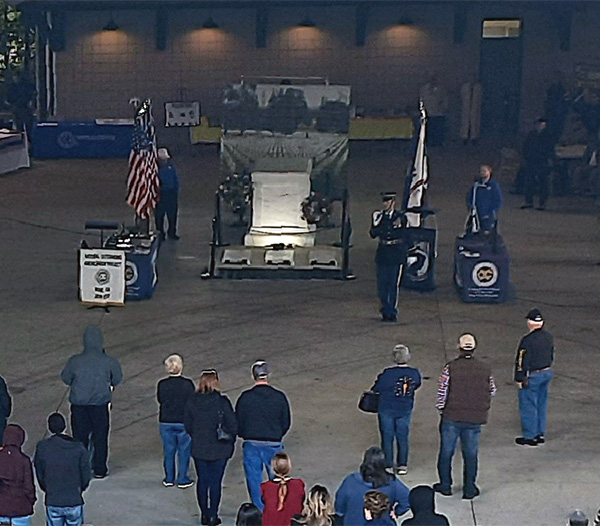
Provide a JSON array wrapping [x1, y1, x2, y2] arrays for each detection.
[[193, 458, 228, 521], [242, 440, 283, 511], [378, 412, 412, 467], [376, 263, 404, 319], [437, 418, 481, 493], [0, 517, 31, 526], [519, 369, 554, 439], [159, 422, 192, 484], [46, 506, 84, 526]]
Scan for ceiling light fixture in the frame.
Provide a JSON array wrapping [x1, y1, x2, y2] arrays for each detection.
[[103, 14, 119, 31], [298, 15, 315, 28], [202, 16, 219, 29]]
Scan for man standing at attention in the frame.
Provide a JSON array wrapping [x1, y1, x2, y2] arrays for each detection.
[[369, 192, 409, 322], [466, 164, 503, 235], [235, 361, 291, 511], [34, 412, 91, 526], [61, 326, 123, 479], [514, 308, 554, 446], [155, 147, 181, 240], [434, 334, 496, 500]]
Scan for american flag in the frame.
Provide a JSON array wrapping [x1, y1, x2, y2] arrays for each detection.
[[126, 100, 159, 219]]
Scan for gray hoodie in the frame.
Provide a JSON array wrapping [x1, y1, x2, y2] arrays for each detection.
[[61, 326, 123, 406]]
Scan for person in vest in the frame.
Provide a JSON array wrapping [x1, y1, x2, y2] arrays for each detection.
[[514, 308, 554, 446], [433, 333, 496, 500]]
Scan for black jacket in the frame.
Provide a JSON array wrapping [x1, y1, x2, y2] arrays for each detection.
[[514, 328, 554, 383], [157, 375, 195, 423], [184, 391, 237, 461], [34, 434, 91, 507], [0, 375, 11, 420], [401, 486, 449, 526], [235, 384, 291, 442]]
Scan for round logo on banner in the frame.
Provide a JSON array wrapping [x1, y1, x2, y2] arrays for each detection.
[[57, 131, 78, 149], [472, 261, 498, 287], [95, 269, 110, 285], [125, 261, 138, 286]]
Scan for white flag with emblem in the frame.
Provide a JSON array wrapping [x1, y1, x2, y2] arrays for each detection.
[[405, 103, 429, 227]]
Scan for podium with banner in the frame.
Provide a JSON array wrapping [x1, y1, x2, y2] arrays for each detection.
[[453, 233, 510, 303], [79, 249, 125, 306]]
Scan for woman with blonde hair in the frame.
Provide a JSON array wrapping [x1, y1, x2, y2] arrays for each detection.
[[156, 353, 195, 488], [260, 452, 305, 526], [292, 485, 342, 526], [184, 369, 237, 526]]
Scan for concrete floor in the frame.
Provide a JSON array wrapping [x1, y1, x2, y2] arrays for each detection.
[[1, 139, 599, 526]]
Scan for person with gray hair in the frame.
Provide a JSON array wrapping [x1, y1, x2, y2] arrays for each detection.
[[157, 354, 195, 488], [370, 345, 422, 475]]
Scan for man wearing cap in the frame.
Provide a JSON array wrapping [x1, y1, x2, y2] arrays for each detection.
[[235, 361, 291, 511], [369, 192, 409, 322], [371, 344, 422, 475], [514, 308, 555, 446], [155, 147, 180, 240], [434, 334, 496, 500], [34, 412, 91, 526], [521, 118, 555, 210]]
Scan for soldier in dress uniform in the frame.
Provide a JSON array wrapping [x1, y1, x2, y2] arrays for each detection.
[[369, 192, 409, 322]]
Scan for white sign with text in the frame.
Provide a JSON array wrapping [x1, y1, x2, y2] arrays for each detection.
[[79, 249, 125, 305]]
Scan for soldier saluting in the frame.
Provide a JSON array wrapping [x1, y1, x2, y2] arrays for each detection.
[[369, 192, 409, 322]]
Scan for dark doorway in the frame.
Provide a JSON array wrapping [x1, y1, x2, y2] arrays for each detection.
[[479, 19, 523, 137]]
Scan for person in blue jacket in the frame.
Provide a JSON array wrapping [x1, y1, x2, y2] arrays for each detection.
[[155, 147, 180, 240], [371, 345, 422, 476], [335, 447, 409, 526], [466, 164, 503, 234]]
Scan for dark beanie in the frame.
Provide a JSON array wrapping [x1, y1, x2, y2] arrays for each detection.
[[48, 412, 66, 435]]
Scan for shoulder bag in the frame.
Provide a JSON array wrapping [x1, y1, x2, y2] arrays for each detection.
[[358, 390, 379, 413]]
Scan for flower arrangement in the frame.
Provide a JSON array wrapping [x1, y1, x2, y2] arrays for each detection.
[[301, 192, 333, 226], [218, 173, 251, 224]]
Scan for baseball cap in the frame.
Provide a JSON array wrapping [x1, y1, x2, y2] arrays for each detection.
[[251, 360, 270, 379], [526, 308, 544, 322], [458, 333, 477, 352], [380, 191, 397, 201]]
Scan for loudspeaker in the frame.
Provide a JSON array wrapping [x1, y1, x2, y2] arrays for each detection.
[[453, 6, 467, 44], [355, 3, 369, 47], [256, 7, 268, 48], [156, 9, 168, 51], [49, 11, 66, 51]]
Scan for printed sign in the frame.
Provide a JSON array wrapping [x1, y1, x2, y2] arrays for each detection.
[[165, 102, 201, 127], [79, 249, 125, 305]]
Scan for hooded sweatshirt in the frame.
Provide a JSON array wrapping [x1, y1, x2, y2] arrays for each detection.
[[61, 326, 123, 406], [34, 434, 91, 507], [401, 486, 449, 526], [0, 424, 36, 517]]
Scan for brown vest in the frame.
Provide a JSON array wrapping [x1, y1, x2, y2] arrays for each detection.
[[443, 355, 492, 425]]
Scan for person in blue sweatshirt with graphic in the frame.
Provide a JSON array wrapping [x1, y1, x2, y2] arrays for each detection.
[[371, 344, 422, 476]]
